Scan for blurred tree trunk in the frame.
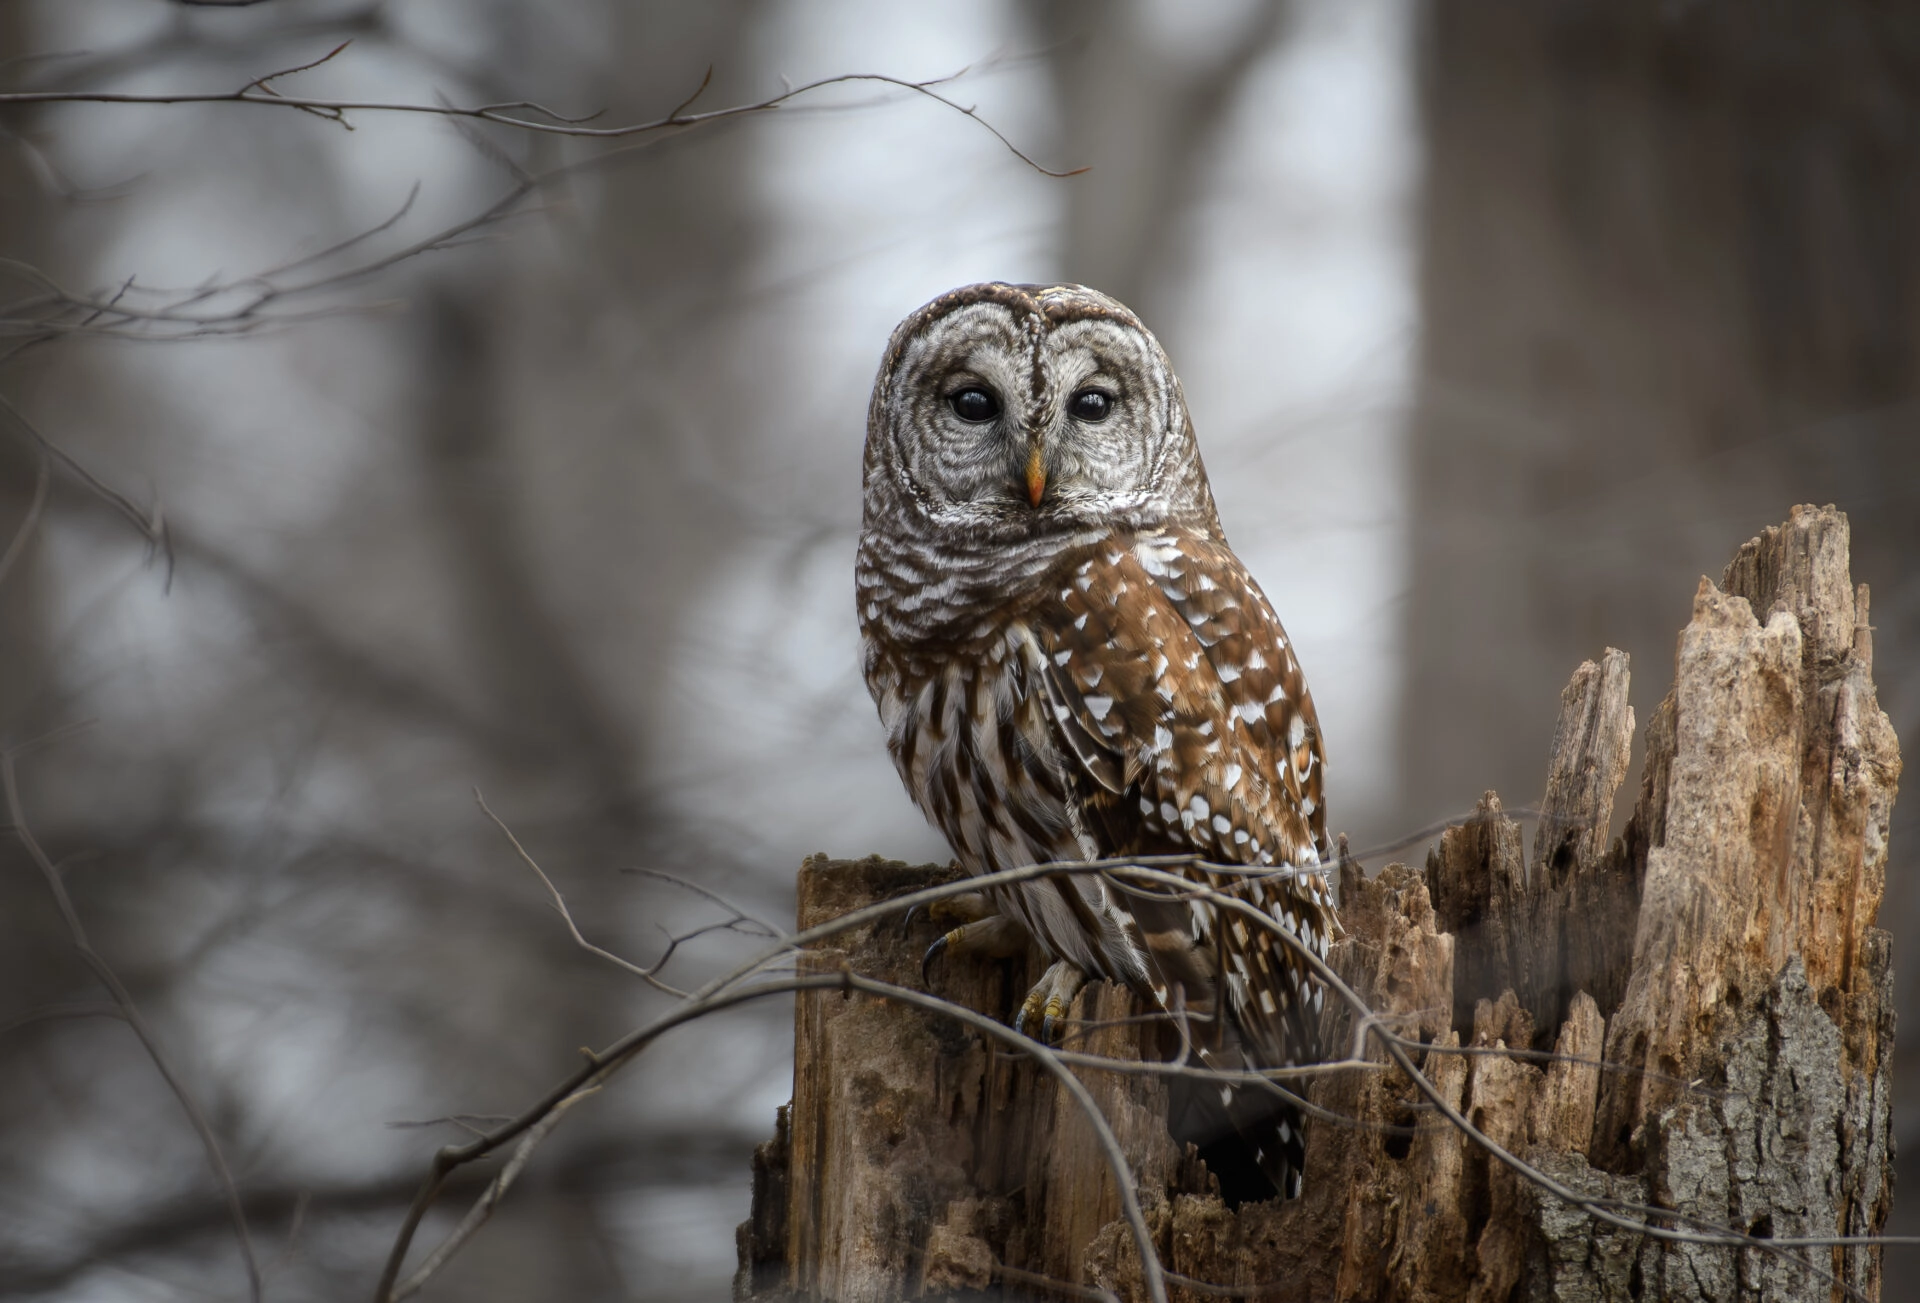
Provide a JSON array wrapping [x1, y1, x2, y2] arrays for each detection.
[[1398, 0, 1920, 1218], [0, 5, 50, 731], [1036, 0, 1290, 324], [395, 7, 769, 1296], [0, 1, 91, 1096], [488, 0, 767, 836]]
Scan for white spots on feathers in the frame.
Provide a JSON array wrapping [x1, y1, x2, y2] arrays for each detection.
[[1084, 694, 1114, 721], [1187, 899, 1212, 940], [1134, 536, 1186, 578]]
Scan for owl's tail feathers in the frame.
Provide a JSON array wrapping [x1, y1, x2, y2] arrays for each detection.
[[1166, 1060, 1306, 1206]]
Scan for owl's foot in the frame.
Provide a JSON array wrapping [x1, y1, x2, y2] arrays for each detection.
[[920, 912, 1027, 987], [901, 889, 994, 938], [1016, 960, 1089, 1046]]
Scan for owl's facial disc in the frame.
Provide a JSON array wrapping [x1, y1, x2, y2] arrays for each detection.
[[868, 283, 1218, 540]]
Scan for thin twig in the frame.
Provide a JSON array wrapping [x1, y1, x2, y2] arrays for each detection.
[[0, 439, 49, 587], [622, 866, 785, 941], [2, 743, 262, 1302], [473, 788, 688, 996], [0, 999, 126, 1037], [0, 391, 173, 587]]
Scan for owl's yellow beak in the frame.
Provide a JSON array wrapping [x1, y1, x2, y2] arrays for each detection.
[[1024, 444, 1047, 507]]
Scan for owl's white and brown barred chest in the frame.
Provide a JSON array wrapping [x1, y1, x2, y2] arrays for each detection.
[[857, 282, 1337, 1202]]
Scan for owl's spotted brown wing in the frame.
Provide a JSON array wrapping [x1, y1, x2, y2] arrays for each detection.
[[1028, 527, 1335, 1197]]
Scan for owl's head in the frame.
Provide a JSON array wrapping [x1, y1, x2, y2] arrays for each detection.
[[863, 283, 1221, 544]]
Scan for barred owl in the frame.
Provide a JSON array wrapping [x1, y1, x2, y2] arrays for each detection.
[[856, 282, 1336, 1203]]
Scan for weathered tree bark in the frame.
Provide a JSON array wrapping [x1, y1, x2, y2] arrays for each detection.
[[738, 506, 1898, 1302]]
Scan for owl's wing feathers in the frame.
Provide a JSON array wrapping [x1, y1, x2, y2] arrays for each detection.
[[1029, 528, 1335, 1194]]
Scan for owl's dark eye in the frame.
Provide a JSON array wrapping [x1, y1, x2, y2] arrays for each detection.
[[1069, 388, 1114, 422], [947, 386, 1000, 422]]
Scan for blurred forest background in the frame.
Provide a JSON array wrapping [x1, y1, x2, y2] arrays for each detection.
[[1, 1, 1914, 1300]]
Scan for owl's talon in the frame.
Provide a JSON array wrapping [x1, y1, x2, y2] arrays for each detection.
[[916, 913, 1028, 989], [921, 930, 959, 986], [1018, 960, 1088, 1046], [1016, 989, 1047, 1040]]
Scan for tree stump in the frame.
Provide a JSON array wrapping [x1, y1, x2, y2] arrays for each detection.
[[736, 505, 1899, 1302]]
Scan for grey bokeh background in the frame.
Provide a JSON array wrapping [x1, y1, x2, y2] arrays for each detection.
[[1, 2, 1914, 1299]]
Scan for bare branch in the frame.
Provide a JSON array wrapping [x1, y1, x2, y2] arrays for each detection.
[[0, 62, 1085, 175], [374, 970, 1167, 1303], [389, 1084, 603, 1301]]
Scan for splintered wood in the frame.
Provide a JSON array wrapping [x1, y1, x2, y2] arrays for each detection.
[[737, 506, 1899, 1302]]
